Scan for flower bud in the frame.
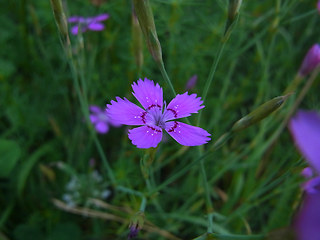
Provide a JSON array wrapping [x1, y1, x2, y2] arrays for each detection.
[[50, 0, 69, 41], [224, 0, 242, 38], [132, 0, 163, 63], [185, 75, 198, 91], [128, 211, 145, 239], [231, 95, 290, 132], [132, 7, 144, 69], [298, 44, 320, 77]]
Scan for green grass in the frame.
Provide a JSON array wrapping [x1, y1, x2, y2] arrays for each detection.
[[1, 0, 319, 239]]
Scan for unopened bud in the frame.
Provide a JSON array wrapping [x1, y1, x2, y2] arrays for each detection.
[[50, 0, 69, 40], [132, 0, 163, 63], [132, 7, 144, 69], [298, 44, 320, 77], [231, 95, 290, 132], [224, 0, 242, 38], [128, 211, 145, 239]]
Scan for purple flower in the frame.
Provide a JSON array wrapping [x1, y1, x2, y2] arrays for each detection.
[[317, 1, 320, 14], [106, 78, 211, 149], [301, 167, 314, 179], [185, 74, 198, 91], [289, 110, 320, 240], [294, 190, 320, 240], [68, 13, 109, 35], [89, 105, 117, 134], [298, 44, 320, 77], [289, 110, 320, 175]]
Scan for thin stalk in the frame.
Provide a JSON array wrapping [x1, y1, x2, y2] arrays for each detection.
[[139, 197, 147, 212], [200, 159, 214, 232], [116, 185, 144, 197], [158, 61, 176, 96], [197, 40, 227, 126], [54, 28, 116, 185]]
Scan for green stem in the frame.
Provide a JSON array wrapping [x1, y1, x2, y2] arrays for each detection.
[[58, 33, 116, 185], [116, 185, 144, 197], [158, 61, 176, 96], [197, 40, 227, 126], [200, 159, 214, 232], [139, 197, 147, 212]]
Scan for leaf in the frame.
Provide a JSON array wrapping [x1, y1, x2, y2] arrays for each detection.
[[17, 143, 52, 196], [0, 139, 21, 178]]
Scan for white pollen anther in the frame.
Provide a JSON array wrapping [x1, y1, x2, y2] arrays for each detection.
[[178, 131, 181, 133]]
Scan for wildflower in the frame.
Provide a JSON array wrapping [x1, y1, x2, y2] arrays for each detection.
[[289, 110, 320, 240], [89, 105, 118, 134], [185, 74, 198, 91], [68, 13, 109, 35], [317, 1, 320, 14], [298, 44, 320, 77], [106, 78, 211, 148]]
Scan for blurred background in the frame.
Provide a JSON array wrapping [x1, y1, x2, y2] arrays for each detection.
[[0, 0, 319, 239]]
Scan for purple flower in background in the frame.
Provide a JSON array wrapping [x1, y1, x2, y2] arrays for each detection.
[[289, 110, 320, 240], [89, 105, 116, 134], [317, 1, 320, 14], [106, 78, 211, 148], [289, 110, 320, 175], [185, 74, 198, 91], [298, 44, 320, 77], [68, 13, 109, 35]]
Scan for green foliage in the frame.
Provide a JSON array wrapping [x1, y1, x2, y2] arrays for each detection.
[[0, 139, 21, 178], [0, 0, 319, 239]]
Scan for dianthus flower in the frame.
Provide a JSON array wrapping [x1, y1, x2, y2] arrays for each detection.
[[289, 110, 320, 240], [68, 13, 109, 35], [89, 105, 118, 134], [106, 78, 211, 148]]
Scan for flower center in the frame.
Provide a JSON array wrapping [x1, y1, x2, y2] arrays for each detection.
[[145, 105, 166, 129]]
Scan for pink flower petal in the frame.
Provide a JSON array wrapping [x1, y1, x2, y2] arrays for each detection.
[[294, 192, 320, 240], [95, 122, 109, 134], [298, 44, 320, 77], [163, 92, 204, 121], [71, 25, 80, 35], [289, 110, 320, 174], [106, 97, 146, 126], [68, 16, 83, 23], [90, 115, 99, 124], [89, 105, 103, 114], [132, 78, 163, 110], [128, 125, 162, 148], [165, 121, 211, 146], [303, 177, 320, 194], [93, 13, 110, 22], [88, 22, 105, 31]]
